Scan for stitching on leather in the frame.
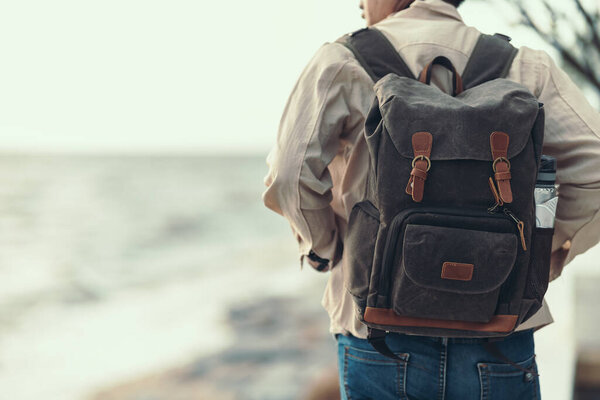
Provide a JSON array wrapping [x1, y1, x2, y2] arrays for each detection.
[[441, 262, 474, 281]]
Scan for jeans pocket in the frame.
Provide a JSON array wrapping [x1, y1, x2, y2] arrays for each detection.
[[342, 345, 409, 400], [478, 354, 541, 400]]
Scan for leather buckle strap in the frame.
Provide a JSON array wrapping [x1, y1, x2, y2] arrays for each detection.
[[490, 131, 513, 203], [405, 132, 433, 202]]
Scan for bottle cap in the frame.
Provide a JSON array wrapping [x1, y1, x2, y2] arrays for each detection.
[[537, 155, 556, 184]]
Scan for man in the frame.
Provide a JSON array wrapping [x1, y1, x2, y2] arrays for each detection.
[[262, 0, 600, 398]]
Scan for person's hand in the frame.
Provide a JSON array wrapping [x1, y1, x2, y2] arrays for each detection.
[[549, 240, 571, 281]]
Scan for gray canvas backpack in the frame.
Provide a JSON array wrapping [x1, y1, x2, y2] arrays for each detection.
[[337, 28, 554, 359]]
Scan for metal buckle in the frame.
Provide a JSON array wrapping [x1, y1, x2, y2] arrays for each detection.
[[492, 157, 511, 173], [411, 155, 431, 171]]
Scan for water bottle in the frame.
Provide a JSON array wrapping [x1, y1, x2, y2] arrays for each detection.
[[534, 155, 558, 228]]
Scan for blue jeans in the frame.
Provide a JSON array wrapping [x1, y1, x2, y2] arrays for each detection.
[[336, 329, 541, 400]]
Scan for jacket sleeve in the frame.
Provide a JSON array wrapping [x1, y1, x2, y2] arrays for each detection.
[[262, 43, 374, 272], [530, 50, 600, 280]]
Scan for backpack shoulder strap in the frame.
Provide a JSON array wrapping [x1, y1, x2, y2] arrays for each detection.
[[336, 27, 415, 82], [461, 33, 518, 90]]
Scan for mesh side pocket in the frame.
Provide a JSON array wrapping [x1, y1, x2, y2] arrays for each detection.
[[344, 201, 380, 302]]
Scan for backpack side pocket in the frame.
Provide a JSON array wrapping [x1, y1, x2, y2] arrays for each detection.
[[344, 201, 380, 304], [521, 226, 554, 321]]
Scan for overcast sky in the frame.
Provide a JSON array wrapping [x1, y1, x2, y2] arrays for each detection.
[[0, 0, 578, 154]]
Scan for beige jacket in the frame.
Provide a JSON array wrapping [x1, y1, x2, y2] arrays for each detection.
[[262, 0, 600, 338]]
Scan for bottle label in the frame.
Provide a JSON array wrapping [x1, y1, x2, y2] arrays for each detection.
[[535, 197, 557, 228]]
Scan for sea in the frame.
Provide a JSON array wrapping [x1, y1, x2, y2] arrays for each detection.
[[0, 154, 330, 400], [0, 154, 597, 400]]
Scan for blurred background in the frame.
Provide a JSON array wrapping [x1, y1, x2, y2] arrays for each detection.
[[0, 0, 598, 399]]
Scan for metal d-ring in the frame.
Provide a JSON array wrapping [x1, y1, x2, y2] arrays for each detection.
[[492, 156, 511, 173], [412, 155, 431, 171]]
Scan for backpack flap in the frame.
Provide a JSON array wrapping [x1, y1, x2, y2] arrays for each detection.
[[374, 75, 541, 163]]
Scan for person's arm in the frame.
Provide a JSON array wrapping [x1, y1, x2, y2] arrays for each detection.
[[522, 48, 600, 279], [262, 43, 374, 272]]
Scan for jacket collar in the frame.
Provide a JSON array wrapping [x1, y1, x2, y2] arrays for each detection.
[[390, 0, 464, 23]]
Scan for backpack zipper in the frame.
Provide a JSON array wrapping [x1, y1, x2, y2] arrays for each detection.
[[503, 207, 527, 251]]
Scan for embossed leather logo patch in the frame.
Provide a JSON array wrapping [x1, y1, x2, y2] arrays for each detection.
[[441, 262, 474, 281]]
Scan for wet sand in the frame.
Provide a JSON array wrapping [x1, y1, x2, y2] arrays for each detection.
[[90, 290, 339, 400]]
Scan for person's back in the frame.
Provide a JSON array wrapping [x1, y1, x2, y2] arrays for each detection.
[[262, 0, 600, 398]]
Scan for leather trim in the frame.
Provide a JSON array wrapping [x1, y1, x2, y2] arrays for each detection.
[[418, 63, 431, 84], [490, 131, 510, 160], [488, 176, 503, 206], [455, 72, 464, 95], [410, 167, 428, 180], [490, 131, 513, 203], [412, 131, 433, 157], [406, 131, 433, 202], [364, 307, 518, 333], [441, 261, 474, 281], [418, 56, 464, 96]]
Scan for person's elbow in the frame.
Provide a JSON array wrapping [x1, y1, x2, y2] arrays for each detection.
[[262, 172, 285, 216]]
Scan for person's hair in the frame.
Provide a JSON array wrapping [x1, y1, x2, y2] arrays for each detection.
[[442, 0, 465, 7]]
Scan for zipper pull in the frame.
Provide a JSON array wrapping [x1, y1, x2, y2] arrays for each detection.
[[503, 208, 527, 251], [487, 177, 504, 213]]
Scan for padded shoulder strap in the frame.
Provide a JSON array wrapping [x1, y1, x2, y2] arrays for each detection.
[[336, 27, 415, 82], [461, 33, 518, 90]]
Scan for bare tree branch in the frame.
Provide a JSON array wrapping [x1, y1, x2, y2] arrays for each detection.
[[507, 0, 600, 100], [573, 0, 600, 53]]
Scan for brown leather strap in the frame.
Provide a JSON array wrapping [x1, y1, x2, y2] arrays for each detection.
[[418, 56, 464, 96], [490, 131, 513, 203], [495, 171, 512, 180], [410, 168, 428, 180], [364, 307, 518, 333], [405, 132, 432, 202], [487, 176, 503, 207]]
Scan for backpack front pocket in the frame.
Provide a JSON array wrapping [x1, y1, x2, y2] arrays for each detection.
[[381, 209, 519, 323]]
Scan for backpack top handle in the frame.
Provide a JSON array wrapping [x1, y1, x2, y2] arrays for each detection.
[[419, 56, 464, 96]]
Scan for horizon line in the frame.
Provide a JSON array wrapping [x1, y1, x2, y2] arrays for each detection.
[[0, 148, 271, 158]]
